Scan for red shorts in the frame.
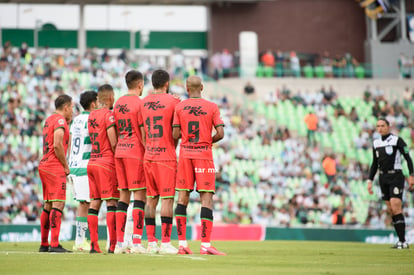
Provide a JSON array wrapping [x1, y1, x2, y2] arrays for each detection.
[[144, 160, 176, 198], [39, 168, 67, 202], [176, 158, 216, 193], [115, 158, 145, 191], [87, 163, 120, 200]]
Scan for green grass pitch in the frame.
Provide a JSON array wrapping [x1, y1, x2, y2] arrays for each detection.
[[0, 241, 413, 274]]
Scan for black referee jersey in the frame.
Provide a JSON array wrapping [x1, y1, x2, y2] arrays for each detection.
[[368, 133, 414, 180]]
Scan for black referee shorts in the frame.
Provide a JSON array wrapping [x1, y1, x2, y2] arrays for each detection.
[[379, 172, 405, 201]]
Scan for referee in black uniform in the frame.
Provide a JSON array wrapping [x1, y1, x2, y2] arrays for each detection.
[[367, 118, 414, 249]]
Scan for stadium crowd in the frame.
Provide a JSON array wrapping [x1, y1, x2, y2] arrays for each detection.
[[1, 42, 414, 230]]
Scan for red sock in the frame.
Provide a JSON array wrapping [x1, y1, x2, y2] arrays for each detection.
[[145, 217, 156, 243], [40, 209, 50, 246], [132, 208, 145, 244], [176, 216, 187, 241], [116, 211, 127, 243], [106, 207, 117, 251], [88, 210, 99, 245], [201, 219, 213, 243], [50, 208, 62, 247], [161, 216, 173, 243]]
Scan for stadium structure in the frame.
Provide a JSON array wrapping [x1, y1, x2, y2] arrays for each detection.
[[0, 0, 414, 245]]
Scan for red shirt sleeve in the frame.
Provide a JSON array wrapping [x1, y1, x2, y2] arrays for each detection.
[[105, 111, 115, 129], [212, 104, 224, 128], [54, 116, 66, 132]]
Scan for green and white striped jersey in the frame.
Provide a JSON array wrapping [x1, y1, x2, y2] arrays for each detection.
[[69, 112, 91, 176]]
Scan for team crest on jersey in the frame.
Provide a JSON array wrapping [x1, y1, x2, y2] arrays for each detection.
[[58, 119, 65, 125], [393, 187, 400, 195], [184, 106, 207, 116], [385, 146, 393, 155], [144, 101, 165, 110], [109, 116, 115, 122], [116, 104, 130, 114], [88, 118, 99, 129]]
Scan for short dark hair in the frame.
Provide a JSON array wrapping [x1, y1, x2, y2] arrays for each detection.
[[378, 117, 390, 126], [97, 84, 114, 103], [79, 90, 97, 110], [151, 69, 170, 89], [55, 94, 72, 110], [125, 70, 143, 89]]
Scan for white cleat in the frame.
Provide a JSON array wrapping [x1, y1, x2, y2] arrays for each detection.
[[159, 243, 178, 255], [146, 241, 159, 254], [114, 242, 128, 254], [130, 244, 146, 254]]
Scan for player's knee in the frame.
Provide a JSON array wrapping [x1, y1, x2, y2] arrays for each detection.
[[200, 207, 213, 220]]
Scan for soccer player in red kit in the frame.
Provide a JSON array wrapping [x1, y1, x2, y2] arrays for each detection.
[[139, 69, 180, 254], [173, 75, 225, 255], [113, 70, 146, 254], [38, 94, 73, 253], [87, 84, 119, 253]]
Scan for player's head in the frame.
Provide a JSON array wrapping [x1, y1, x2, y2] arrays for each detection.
[[125, 70, 144, 96], [97, 84, 115, 110], [79, 90, 97, 111], [376, 117, 390, 136], [151, 69, 170, 92], [55, 94, 73, 122], [186, 75, 203, 97]]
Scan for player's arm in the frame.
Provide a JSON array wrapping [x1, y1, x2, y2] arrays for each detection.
[[172, 127, 181, 140], [107, 125, 118, 153], [54, 128, 70, 175], [212, 125, 224, 143], [67, 133, 72, 161], [367, 146, 378, 194], [397, 137, 414, 190], [140, 125, 146, 145]]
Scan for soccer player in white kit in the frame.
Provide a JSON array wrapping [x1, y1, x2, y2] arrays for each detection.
[[68, 91, 97, 251]]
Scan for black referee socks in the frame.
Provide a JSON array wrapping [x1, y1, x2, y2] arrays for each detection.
[[392, 213, 406, 242]]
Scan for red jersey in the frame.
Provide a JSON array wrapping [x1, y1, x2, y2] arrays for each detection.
[[39, 113, 69, 168], [139, 93, 180, 161], [113, 94, 145, 159], [173, 98, 224, 160], [88, 108, 116, 166]]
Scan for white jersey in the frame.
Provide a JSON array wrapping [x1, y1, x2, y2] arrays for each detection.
[[69, 112, 91, 176]]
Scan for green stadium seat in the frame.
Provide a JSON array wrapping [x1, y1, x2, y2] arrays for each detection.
[[302, 65, 314, 78], [314, 65, 325, 78]]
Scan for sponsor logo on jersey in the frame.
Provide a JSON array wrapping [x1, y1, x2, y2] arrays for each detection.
[[146, 146, 166, 152], [118, 143, 135, 148], [393, 187, 400, 195], [116, 104, 130, 114], [184, 106, 207, 116], [144, 101, 165, 111], [385, 146, 393, 155], [88, 118, 99, 129]]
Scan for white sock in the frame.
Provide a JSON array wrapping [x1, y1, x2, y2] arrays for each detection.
[[201, 242, 211, 248], [179, 240, 188, 247], [75, 220, 88, 245]]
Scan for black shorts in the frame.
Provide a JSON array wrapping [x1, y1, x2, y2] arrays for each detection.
[[379, 172, 405, 201]]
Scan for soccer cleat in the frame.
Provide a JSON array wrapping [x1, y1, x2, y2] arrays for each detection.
[[130, 244, 146, 254], [159, 243, 178, 255], [391, 241, 409, 249], [38, 245, 49, 252], [72, 240, 90, 252], [114, 243, 128, 254], [49, 244, 72, 253], [178, 245, 193, 255], [146, 241, 159, 254], [90, 242, 102, 253], [200, 245, 226, 255]]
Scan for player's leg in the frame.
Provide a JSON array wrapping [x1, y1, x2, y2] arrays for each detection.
[[72, 175, 90, 251], [87, 165, 102, 253], [114, 158, 130, 253], [175, 158, 194, 254], [130, 189, 146, 253], [106, 199, 118, 253], [38, 170, 51, 252], [48, 171, 70, 253], [144, 161, 159, 253], [158, 161, 178, 254], [197, 160, 225, 255]]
